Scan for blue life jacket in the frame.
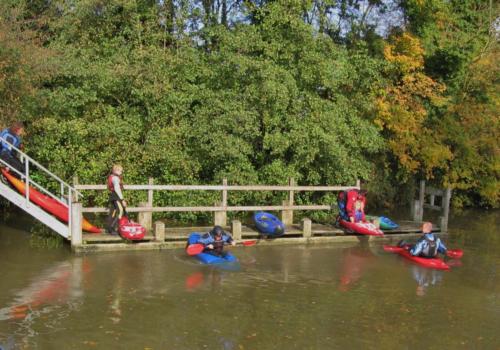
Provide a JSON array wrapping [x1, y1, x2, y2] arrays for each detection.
[[0, 128, 22, 155]]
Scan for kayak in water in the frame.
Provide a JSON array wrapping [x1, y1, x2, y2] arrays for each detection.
[[186, 233, 238, 265], [383, 245, 450, 270]]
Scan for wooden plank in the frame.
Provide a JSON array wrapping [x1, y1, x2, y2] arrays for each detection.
[[81, 204, 332, 213], [425, 187, 444, 196], [75, 184, 359, 191], [423, 204, 443, 211]]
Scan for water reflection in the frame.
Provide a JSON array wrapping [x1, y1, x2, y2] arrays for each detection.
[[338, 244, 376, 292], [411, 265, 444, 296], [0, 257, 88, 322]]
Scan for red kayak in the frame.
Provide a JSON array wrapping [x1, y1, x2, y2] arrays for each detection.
[[339, 219, 384, 236], [1, 168, 101, 233], [384, 245, 450, 270]]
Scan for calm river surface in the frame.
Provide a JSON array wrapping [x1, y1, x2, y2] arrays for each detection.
[[0, 210, 498, 349]]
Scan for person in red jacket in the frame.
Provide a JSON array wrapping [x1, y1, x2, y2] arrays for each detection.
[[106, 164, 127, 235]]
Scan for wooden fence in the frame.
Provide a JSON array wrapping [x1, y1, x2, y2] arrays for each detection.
[[70, 178, 360, 247]]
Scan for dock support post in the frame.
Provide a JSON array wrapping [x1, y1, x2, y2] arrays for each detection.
[[439, 188, 452, 232], [415, 180, 425, 222], [71, 202, 82, 249], [154, 221, 165, 241], [214, 179, 228, 227], [232, 220, 242, 240], [281, 178, 294, 226], [138, 202, 152, 231], [301, 218, 312, 238]]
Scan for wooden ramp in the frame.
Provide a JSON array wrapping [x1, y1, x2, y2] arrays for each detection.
[[77, 220, 435, 253]]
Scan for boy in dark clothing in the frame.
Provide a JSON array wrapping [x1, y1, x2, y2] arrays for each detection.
[[0, 122, 25, 176], [197, 225, 236, 257]]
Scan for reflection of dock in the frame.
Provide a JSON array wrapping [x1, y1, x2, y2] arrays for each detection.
[[77, 221, 436, 253]]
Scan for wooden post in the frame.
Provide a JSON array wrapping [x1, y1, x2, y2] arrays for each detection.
[[71, 202, 83, 248], [148, 178, 154, 207], [417, 180, 425, 222], [138, 202, 152, 231], [232, 220, 242, 240], [430, 194, 435, 206], [356, 179, 361, 189], [301, 218, 312, 238], [281, 178, 294, 226], [154, 221, 165, 242], [440, 188, 452, 232], [214, 203, 227, 226], [411, 200, 419, 221]]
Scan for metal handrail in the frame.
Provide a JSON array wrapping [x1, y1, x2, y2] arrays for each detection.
[[0, 136, 81, 198], [0, 135, 81, 235]]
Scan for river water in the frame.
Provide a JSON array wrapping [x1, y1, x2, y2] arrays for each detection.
[[0, 210, 498, 349]]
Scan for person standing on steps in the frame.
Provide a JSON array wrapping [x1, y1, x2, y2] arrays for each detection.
[[106, 164, 127, 235], [0, 122, 25, 176]]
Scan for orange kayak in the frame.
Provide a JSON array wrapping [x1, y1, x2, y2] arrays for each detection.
[[1, 168, 101, 233]]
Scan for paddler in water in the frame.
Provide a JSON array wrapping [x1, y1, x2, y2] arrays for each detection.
[[106, 164, 127, 236], [197, 225, 236, 257], [400, 222, 448, 258]]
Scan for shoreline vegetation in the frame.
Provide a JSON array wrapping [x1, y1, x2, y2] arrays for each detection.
[[0, 0, 498, 225]]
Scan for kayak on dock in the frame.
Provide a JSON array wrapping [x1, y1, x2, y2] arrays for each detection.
[[338, 218, 384, 236], [383, 245, 450, 270], [1, 168, 101, 233], [186, 233, 238, 264], [366, 215, 399, 230], [254, 212, 285, 236]]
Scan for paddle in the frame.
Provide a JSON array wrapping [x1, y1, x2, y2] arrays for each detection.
[[186, 240, 257, 256], [383, 245, 463, 259]]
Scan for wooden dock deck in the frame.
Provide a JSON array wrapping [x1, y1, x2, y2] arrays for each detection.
[[75, 220, 437, 253]]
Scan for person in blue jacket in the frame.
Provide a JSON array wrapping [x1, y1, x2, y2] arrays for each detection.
[[400, 222, 448, 258], [197, 225, 236, 257], [0, 122, 25, 175]]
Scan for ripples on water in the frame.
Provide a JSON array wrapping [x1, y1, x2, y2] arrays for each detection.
[[0, 210, 498, 349]]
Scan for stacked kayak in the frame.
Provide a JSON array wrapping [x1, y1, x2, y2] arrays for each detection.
[[383, 245, 450, 270], [186, 233, 238, 264], [366, 215, 399, 230], [1, 168, 101, 233], [338, 219, 384, 237], [254, 212, 285, 236]]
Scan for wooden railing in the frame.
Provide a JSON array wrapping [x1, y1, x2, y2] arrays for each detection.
[[411, 180, 452, 231], [70, 177, 360, 247]]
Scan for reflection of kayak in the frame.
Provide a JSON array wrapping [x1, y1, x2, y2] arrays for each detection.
[[384, 245, 450, 270], [338, 219, 384, 236], [339, 246, 375, 291], [187, 233, 238, 264], [254, 212, 285, 236], [366, 215, 399, 230], [1, 168, 101, 233]]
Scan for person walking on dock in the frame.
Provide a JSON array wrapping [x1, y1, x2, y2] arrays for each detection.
[[106, 164, 127, 236], [0, 122, 25, 176]]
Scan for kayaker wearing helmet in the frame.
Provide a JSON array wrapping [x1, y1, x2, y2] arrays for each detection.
[[0, 121, 25, 176], [197, 225, 236, 257], [400, 222, 448, 258], [106, 164, 127, 236]]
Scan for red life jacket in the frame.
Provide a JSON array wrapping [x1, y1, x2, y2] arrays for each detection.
[[345, 189, 366, 219], [107, 174, 123, 193]]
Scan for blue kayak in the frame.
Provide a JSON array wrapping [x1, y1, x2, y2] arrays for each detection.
[[187, 233, 238, 264], [366, 215, 399, 230], [254, 212, 285, 236]]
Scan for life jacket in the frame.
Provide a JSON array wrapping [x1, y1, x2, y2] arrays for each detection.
[[212, 234, 225, 255], [337, 189, 366, 221], [421, 236, 438, 257], [0, 128, 21, 154], [107, 173, 123, 193]]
